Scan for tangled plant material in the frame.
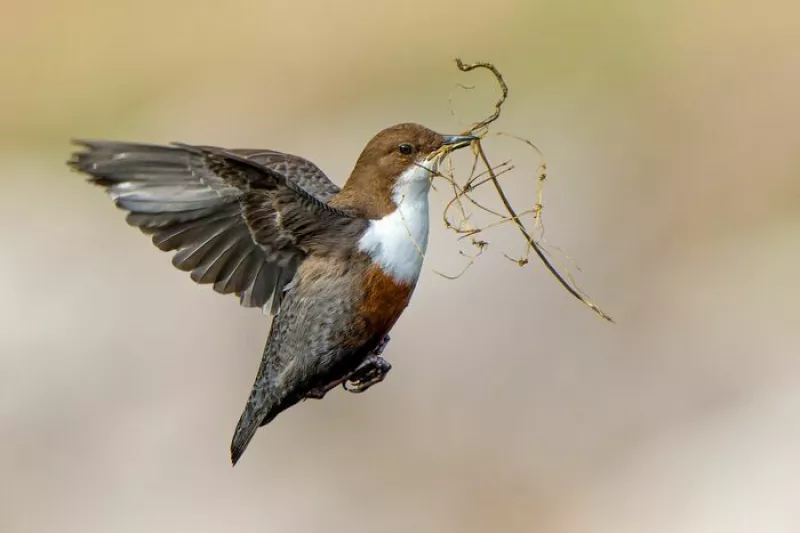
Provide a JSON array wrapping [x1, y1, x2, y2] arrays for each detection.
[[430, 58, 614, 323]]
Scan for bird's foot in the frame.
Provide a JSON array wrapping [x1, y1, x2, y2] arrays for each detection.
[[304, 335, 392, 399], [343, 354, 392, 394]]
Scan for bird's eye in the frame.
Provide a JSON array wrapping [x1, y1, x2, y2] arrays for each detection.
[[398, 143, 414, 155]]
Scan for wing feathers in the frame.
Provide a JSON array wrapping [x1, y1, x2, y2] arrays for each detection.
[[69, 139, 345, 312]]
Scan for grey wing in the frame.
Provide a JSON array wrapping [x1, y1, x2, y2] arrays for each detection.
[[68, 140, 343, 314]]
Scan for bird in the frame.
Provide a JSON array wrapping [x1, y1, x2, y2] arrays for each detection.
[[68, 123, 477, 465]]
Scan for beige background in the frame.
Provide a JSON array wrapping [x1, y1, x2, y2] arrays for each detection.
[[2, 0, 799, 531]]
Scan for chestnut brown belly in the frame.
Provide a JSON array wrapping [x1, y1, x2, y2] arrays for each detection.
[[356, 264, 415, 341]]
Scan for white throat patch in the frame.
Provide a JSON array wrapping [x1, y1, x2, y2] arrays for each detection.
[[357, 161, 435, 284]]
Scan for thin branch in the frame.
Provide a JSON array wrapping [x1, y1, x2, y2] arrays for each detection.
[[475, 142, 614, 322], [431, 58, 614, 322]]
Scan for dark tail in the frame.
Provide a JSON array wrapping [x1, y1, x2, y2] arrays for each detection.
[[230, 390, 301, 466], [230, 407, 262, 466]]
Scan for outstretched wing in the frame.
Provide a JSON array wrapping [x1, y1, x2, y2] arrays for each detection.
[[68, 140, 357, 313]]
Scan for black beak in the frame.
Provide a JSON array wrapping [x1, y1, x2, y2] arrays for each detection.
[[442, 134, 478, 150]]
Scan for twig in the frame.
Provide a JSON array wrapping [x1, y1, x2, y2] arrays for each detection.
[[434, 58, 614, 322], [454, 58, 508, 134], [475, 142, 614, 322]]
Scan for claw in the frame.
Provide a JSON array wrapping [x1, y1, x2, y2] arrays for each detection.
[[344, 354, 392, 394]]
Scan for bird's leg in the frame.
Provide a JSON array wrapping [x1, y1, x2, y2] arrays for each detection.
[[304, 378, 343, 400], [343, 334, 392, 394], [343, 354, 392, 394], [305, 335, 392, 399], [371, 334, 391, 356]]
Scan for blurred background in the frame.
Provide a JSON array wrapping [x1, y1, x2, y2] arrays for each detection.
[[2, 0, 799, 531]]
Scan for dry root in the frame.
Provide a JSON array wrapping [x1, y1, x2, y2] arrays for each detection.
[[430, 58, 614, 323]]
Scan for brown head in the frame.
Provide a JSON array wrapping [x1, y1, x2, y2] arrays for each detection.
[[331, 123, 476, 219]]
